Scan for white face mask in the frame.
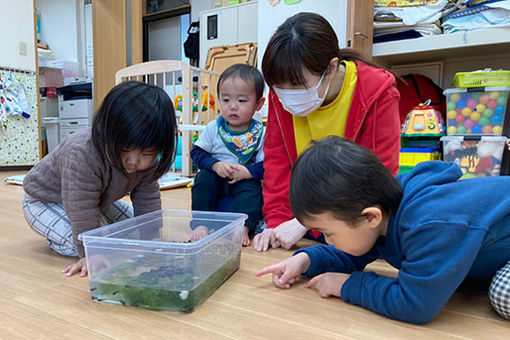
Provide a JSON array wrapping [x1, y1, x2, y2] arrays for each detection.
[[273, 73, 330, 117]]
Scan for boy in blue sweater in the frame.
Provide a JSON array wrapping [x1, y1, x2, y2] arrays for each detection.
[[256, 136, 510, 324], [191, 64, 265, 246]]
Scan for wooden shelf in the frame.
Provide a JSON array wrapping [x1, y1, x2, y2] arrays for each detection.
[[373, 28, 510, 65]]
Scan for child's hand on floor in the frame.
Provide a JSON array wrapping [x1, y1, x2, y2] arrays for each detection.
[[272, 218, 308, 249], [212, 161, 238, 179], [191, 226, 209, 241], [62, 257, 88, 277], [228, 165, 252, 184], [305, 272, 350, 298], [255, 252, 311, 288], [62, 255, 111, 277], [253, 228, 280, 252]]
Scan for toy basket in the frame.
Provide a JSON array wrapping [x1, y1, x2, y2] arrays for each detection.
[[452, 70, 510, 88]]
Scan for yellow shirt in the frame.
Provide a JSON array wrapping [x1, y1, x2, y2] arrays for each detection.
[[293, 60, 358, 155]]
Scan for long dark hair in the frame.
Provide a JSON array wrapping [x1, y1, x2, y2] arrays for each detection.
[[290, 136, 402, 225], [91, 81, 177, 180], [262, 12, 377, 87]]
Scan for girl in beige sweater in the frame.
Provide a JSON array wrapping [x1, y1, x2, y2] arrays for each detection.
[[23, 81, 177, 277]]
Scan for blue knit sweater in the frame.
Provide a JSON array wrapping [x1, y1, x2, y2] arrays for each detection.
[[296, 161, 510, 324]]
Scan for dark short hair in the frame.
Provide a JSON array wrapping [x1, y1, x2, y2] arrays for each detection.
[[91, 81, 177, 180], [262, 12, 371, 87], [290, 136, 402, 225], [217, 64, 265, 100]]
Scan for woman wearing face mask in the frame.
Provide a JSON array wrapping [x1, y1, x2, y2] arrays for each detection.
[[253, 12, 400, 252]]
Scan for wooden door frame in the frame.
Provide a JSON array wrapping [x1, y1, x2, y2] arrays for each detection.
[[346, 0, 374, 60]]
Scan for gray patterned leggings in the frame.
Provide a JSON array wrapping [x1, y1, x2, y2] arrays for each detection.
[[22, 192, 133, 257], [490, 261, 510, 320]]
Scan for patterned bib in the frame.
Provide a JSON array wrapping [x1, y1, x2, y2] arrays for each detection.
[[217, 116, 263, 164]]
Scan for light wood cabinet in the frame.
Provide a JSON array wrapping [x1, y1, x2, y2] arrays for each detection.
[[91, 0, 143, 110]]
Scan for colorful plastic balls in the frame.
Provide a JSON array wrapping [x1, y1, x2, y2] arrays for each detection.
[[489, 91, 500, 100], [471, 125, 482, 134], [492, 126, 503, 135], [461, 107, 472, 116], [482, 125, 493, 134], [456, 126, 466, 134], [479, 94, 490, 104], [479, 117, 489, 126], [483, 108, 494, 117], [470, 112, 480, 121], [467, 98, 478, 109], [447, 102, 456, 111], [470, 92, 481, 100], [447, 110, 457, 119], [491, 114, 503, 125], [455, 115, 465, 123], [464, 119, 475, 129], [457, 99, 467, 109], [447, 126, 457, 134], [475, 103, 486, 112], [497, 96, 507, 106], [495, 106, 505, 115], [487, 99, 498, 110], [450, 93, 461, 102]]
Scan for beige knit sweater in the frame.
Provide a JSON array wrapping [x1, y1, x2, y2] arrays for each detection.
[[23, 128, 161, 256]]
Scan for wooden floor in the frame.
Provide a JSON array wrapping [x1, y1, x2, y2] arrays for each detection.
[[1, 170, 508, 339]]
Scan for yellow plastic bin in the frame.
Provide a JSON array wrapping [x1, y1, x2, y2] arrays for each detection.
[[399, 147, 441, 167]]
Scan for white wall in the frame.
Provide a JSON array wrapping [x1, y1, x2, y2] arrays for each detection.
[[149, 16, 182, 61], [37, 0, 80, 64], [191, 0, 213, 22], [148, 15, 190, 61], [257, 0, 347, 68], [0, 0, 36, 71]]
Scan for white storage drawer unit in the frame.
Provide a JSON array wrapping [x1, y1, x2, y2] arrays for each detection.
[[59, 118, 90, 128], [59, 98, 94, 120], [60, 127, 84, 140]]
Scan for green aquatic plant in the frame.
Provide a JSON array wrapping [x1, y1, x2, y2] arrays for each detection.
[[90, 251, 241, 312]]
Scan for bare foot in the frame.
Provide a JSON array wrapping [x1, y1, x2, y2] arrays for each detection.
[[242, 226, 250, 247]]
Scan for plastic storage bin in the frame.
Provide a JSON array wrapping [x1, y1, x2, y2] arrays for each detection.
[[441, 135, 507, 178], [79, 210, 247, 312], [42, 117, 59, 153], [452, 70, 510, 88], [445, 87, 510, 135]]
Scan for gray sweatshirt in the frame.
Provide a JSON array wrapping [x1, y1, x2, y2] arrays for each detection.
[[24, 128, 161, 256]]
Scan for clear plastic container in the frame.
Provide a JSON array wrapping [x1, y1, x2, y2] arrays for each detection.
[[444, 87, 510, 135], [79, 210, 247, 312], [441, 135, 508, 179]]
